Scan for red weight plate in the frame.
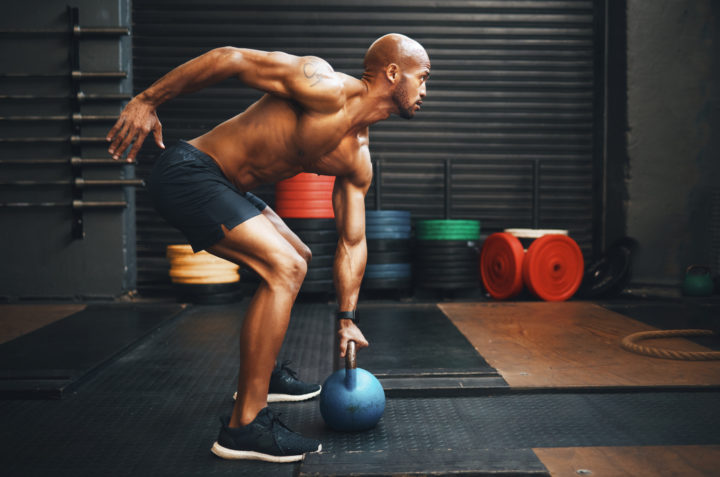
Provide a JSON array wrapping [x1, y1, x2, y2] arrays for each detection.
[[275, 199, 333, 210], [522, 234, 584, 302], [276, 207, 335, 219], [277, 173, 335, 185], [479, 232, 525, 300], [275, 190, 333, 201]]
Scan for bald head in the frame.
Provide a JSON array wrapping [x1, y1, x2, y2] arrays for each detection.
[[363, 34, 429, 74]]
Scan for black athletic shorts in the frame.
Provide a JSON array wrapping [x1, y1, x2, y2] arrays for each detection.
[[148, 141, 268, 252]]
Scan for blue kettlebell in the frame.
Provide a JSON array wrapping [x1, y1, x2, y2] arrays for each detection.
[[319, 340, 385, 432]]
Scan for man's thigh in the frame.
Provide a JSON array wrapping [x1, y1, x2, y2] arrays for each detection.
[[207, 215, 301, 282], [260, 206, 313, 260]]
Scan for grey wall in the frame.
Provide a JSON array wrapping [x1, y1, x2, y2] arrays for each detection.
[[0, 0, 133, 300], [620, 0, 720, 286]]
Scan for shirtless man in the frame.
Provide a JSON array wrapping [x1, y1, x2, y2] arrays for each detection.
[[107, 34, 430, 463]]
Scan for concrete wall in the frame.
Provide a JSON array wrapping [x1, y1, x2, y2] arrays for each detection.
[[0, 0, 133, 300], [622, 0, 720, 286]]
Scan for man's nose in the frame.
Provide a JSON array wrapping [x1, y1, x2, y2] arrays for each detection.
[[420, 83, 427, 97]]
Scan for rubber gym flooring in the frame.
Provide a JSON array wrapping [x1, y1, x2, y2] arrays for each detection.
[[1, 297, 719, 476]]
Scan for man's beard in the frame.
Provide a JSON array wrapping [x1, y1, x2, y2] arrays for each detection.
[[392, 77, 415, 119]]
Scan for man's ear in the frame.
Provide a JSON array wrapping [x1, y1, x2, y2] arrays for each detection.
[[385, 63, 399, 84]]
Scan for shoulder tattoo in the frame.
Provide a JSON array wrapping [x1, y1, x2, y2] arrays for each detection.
[[302, 61, 325, 87]]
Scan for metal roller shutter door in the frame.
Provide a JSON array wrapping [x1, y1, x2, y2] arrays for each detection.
[[133, 0, 603, 295]]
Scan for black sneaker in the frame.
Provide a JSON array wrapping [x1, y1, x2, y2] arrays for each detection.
[[211, 408, 322, 463], [269, 361, 322, 402], [233, 361, 321, 403]]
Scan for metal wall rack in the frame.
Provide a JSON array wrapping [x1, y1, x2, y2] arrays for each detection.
[[0, 6, 138, 238]]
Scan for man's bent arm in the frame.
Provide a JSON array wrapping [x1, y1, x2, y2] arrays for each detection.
[[107, 47, 343, 160]]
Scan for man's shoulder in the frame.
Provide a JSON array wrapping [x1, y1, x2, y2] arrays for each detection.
[[336, 73, 367, 101]]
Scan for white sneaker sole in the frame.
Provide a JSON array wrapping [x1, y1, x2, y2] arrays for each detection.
[[211, 441, 322, 463], [232, 386, 322, 403]]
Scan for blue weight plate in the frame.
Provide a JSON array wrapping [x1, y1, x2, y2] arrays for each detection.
[[366, 219, 412, 228], [366, 263, 412, 272], [367, 232, 412, 240], [366, 210, 411, 219], [365, 226, 410, 239], [366, 216, 412, 225], [364, 270, 412, 280], [367, 239, 412, 252], [362, 278, 413, 290]]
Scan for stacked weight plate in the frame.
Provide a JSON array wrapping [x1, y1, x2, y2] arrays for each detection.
[[283, 218, 337, 293], [413, 219, 481, 290], [166, 244, 242, 304], [364, 210, 412, 290], [275, 173, 335, 218], [480, 228, 584, 302], [276, 173, 337, 294]]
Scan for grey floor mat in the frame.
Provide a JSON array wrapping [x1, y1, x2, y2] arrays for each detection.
[[1, 300, 718, 476]]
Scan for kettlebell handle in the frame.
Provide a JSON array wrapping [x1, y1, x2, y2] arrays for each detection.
[[686, 265, 712, 275], [345, 340, 357, 371]]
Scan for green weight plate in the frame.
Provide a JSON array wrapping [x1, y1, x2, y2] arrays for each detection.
[[366, 210, 411, 219], [416, 224, 480, 233], [416, 232, 480, 241], [415, 219, 479, 227], [414, 240, 478, 249]]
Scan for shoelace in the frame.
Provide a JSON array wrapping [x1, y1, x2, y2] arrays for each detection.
[[266, 409, 296, 453], [275, 360, 299, 380]]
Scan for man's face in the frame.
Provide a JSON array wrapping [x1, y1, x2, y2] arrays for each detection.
[[392, 60, 430, 119]]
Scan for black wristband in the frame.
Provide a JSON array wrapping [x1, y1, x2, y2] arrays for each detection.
[[336, 309, 359, 324]]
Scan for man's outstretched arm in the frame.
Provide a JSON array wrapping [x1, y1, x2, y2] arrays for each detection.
[[107, 47, 343, 160], [332, 147, 373, 358]]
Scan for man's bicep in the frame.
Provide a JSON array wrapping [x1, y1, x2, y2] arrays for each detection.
[[233, 49, 299, 98]]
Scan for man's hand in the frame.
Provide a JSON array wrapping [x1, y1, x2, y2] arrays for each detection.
[[106, 96, 165, 161], [338, 319, 369, 358]]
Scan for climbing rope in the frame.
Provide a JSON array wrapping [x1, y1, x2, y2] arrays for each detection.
[[620, 329, 720, 361]]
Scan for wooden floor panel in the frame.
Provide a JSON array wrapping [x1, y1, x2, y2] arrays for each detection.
[[439, 302, 720, 388], [534, 446, 720, 477]]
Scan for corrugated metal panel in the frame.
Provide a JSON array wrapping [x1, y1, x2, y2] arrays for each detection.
[[133, 0, 602, 294]]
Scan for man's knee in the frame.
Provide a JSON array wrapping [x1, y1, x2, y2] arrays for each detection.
[[299, 243, 312, 266], [268, 250, 307, 292]]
